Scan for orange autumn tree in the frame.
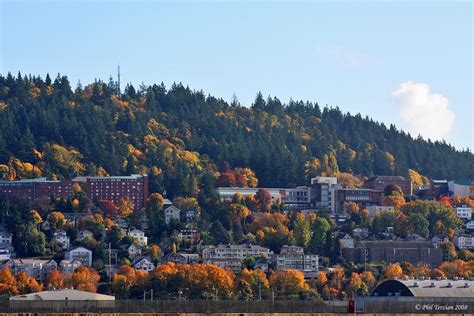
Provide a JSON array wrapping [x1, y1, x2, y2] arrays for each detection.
[[235, 268, 269, 299], [46, 270, 65, 290], [269, 269, 308, 298], [72, 267, 100, 292], [118, 197, 134, 217], [15, 272, 42, 294], [384, 263, 403, 279], [0, 267, 18, 296]]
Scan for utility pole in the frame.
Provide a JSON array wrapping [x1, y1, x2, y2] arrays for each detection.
[[108, 242, 112, 283]]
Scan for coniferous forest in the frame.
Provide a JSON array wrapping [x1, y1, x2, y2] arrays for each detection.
[[0, 73, 472, 198]]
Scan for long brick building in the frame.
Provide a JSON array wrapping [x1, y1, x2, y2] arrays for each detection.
[[0, 174, 148, 211]]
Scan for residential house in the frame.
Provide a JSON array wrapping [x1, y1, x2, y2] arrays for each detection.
[[128, 244, 142, 259], [66, 247, 93, 266], [0, 250, 11, 261], [5, 259, 57, 281], [353, 227, 370, 239], [466, 220, 474, 230], [132, 257, 155, 272], [53, 230, 70, 250], [456, 206, 472, 220], [272, 245, 319, 278], [185, 210, 197, 223], [41, 220, 51, 231], [432, 235, 450, 248], [128, 229, 148, 247], [113, 218, 129, 230], [178, 229, 200, 245], [0, 228, 13, 244], [454, 234, 474, 249], [164, 206, 181, 225], [339, 234, 354, 249], [77, 230, 93, 241], [59, 259, 83, 274], [0, 227, 15, 259]]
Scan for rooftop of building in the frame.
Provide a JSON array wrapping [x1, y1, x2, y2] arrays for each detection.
[[366, 175, 408, 182], [9, 289, 115, 301], [372, 279, 474, 297], [356, 240, 435, 248]]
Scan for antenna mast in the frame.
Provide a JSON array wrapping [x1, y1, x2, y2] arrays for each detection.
[[117, 65, 121, 97]]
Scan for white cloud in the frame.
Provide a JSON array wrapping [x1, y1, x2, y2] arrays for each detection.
[[392, 81, 455, 141]]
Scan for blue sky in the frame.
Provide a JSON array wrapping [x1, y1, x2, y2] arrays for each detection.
[[1, 1, 472, 150]]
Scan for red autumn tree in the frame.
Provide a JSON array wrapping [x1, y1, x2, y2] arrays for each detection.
[[254, 188, 272, 212]]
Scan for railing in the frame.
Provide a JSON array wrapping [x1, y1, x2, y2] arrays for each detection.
[[1, 297, 473, 314], [1, 299, 348, 313]]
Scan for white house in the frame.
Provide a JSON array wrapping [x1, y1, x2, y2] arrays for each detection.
[[339, 234, 354, 249], [132, 257, 155, 272], [113, 218, 129, 230], [59, 259, 83, 274], [431, 235, 450, 248], [128, 229, 148, 247], [77, 230, 93, 241], [128, 244, 142, 259], [66, 247, 93, 266], [454, 234, 474, 249], [0, 249, 11, 260], [456, 206, 472, 220], [53, 230, 70, 250], [164, 206, 181, 225], [466, 220, 474, 230]]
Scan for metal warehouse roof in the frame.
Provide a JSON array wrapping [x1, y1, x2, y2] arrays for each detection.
[[372, 279, 474, 298], [10, 289, 115, 301]]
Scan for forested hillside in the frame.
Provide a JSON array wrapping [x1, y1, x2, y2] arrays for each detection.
[[0, 73, 472, 197]]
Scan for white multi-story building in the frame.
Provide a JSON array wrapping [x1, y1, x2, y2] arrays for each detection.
[[128, 229, 148, 247], [164, 206, 181, 225], [53, 230, 70, 250], [6, 259, 58, 281], [59, 259, 83, 274], [66, 247, 93, 266], [216, 187, 284, 203], [456, 206, 472, 220], [202, 244, 273, 260], [272, 245, 319, 278], [178, 229, 200, 244], [454, 234, 474, 249], [310, 177, 338, 213]]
